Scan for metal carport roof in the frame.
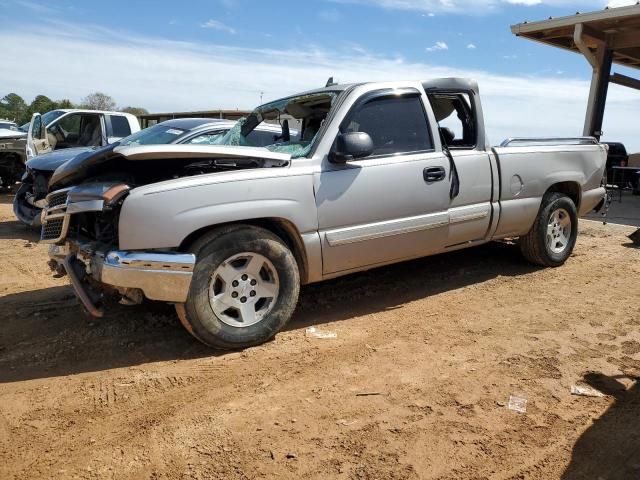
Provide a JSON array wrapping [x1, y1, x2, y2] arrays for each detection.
[[511, 4, 640, 139], [512, 4, 640, 69]]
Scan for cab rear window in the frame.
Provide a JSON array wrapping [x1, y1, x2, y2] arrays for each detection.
[[110, 115, 131, 137]]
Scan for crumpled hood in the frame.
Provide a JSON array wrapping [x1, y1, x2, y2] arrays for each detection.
[[0, 128, 26, 139], [27, 147, 95, 172], [48, 143, 120, 188], [48, 143, 291, 190]]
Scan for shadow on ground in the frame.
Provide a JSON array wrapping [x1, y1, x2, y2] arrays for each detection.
[[562, 372, 640, 480], [0, 219, 39, 241], [0, 193, 15, 205], [586, 190, 640, 227], [0, 241, 538, 383]]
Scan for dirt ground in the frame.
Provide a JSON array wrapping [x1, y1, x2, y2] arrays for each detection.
[[0, 193, 639, 480]]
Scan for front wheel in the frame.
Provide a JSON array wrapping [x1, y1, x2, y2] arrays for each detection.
[[176, 225, 300, 349], [13, 182, 42, 228], [519, 193, 578, 267]]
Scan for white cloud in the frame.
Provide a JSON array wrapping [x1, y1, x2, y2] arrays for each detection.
[[426, 41, 448, 52], [331, 0, 621, 14], [13, 0, 53, 13], [467, 43, 477, 49], [318, 8, 342, 22], [200, 19, 236, 34], [606, 0, 637, 7], [0, 21, 638, 150]]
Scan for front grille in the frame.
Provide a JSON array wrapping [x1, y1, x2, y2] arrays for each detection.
[[47, 190, 68, 208], [41, 218, 65, 241], [40, 187, 72, 244]]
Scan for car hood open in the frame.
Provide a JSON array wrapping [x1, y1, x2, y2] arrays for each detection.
[[49, 144, 292, 190], [26, 147, 97, 172], [0, 128, 26, 139]]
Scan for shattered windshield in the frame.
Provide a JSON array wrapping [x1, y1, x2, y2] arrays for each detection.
[[20, 109, 66, 132], [119, 124, 187, 146], [213, 91, 338, 158]]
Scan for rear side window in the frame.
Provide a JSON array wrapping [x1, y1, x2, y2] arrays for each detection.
[[110, 115, 131, 137], [343, 95, 433, 157], [428, 93, 476, 149]]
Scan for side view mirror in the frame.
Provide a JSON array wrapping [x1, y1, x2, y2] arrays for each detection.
[[330, 132, 374, 164]]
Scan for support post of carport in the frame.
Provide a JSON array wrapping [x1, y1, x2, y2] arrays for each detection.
[[574, 23, 613, 140]]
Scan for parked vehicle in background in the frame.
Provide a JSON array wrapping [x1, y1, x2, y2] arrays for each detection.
[[0, 120, 19, 131], [42, 78, 607, 350], [603, 141, 628, 176], [25, 109, 140, 158], [0, 127, 27, 189], [0, 109, 140, 190], [13, 118, 296, 226]]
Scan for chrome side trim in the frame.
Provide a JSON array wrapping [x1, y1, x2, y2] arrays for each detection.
[[325, 212, 449, 247], [100, 250, 196, 302], [449, 203, 491, 224]]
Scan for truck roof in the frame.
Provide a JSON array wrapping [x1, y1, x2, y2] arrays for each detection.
[[287, 77, 480, 100], [52, 108, 134, 116]]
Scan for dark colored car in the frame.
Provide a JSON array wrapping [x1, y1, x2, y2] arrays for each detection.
[[602, 142, 640, 194], [603, 142, 628, 178], [13, 118, 296, 226]]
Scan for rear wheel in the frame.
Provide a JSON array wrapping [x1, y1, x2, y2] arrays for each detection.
[[519, 193, 578, 267], [176, 225, 300, 349]]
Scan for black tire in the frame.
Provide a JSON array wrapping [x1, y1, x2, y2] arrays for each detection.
[[13, 182, 42, 228], [519, 193, 578, 267], [175, 225, 300, 349]]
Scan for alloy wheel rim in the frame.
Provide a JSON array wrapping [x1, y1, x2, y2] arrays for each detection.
[[208, 252, 279, 328], [546, 208, 572, 254]]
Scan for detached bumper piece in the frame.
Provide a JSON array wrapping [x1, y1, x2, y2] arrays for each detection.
[[101, 251, 195, 303], [63, 254, 104, 318]]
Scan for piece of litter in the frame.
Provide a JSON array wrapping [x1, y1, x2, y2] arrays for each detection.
[[336, 419, 358, 426], [355, 392, 383, 397], [507, 395, 527, 413], [305, 326, 337, 339], [570, 385, 605, 398]]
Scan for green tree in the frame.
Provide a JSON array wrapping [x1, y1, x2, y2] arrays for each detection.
[[29, 95, 57, 116], [82, 92, 116, 111], [120, 106, 149, 116], [56, 99, 75, 109], [0, 93, 28, 123]]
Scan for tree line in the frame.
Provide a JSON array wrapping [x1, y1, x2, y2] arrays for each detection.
[[0, 92, 149, 125]]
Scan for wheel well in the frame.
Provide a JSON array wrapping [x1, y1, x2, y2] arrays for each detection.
[[179, 218, 309, 283], [545, 181, 581, 209]]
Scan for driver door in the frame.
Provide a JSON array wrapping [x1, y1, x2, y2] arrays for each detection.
[[26, 113, 51, 159], [315, 89, 451, 275]]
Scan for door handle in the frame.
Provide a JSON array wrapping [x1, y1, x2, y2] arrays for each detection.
[[423, 166, 446, 183]]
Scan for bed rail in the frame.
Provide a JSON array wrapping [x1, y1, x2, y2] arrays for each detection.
[[499, 137, 599, 147]]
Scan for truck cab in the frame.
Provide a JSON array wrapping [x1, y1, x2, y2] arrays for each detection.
[[26, 109, 140, 158]]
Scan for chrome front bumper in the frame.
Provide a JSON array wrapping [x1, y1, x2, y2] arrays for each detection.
[[49, 245, 195, 304], [101, 250, 196, 302]]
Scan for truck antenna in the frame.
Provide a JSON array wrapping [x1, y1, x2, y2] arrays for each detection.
[[325, 77, 337, 87]]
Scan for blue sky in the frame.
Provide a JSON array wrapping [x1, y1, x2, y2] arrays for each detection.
[[1, 0, 639, 148]]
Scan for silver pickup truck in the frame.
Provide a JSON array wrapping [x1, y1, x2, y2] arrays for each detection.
[[42, 78, 607, 349]]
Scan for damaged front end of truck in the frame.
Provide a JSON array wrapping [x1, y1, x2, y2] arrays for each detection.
[[40, 89, 338, 317], [41, 142, 293, 316]]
